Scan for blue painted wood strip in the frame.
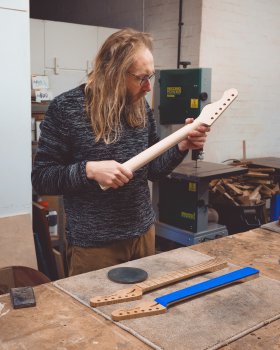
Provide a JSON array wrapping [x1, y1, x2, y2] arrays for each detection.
[[155, 267, 259, 307]]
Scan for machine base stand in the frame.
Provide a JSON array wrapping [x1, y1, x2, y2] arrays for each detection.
[[156, 221, 228, 246]]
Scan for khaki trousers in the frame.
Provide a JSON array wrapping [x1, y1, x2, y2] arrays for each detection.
[[67, 225, 155, 276]]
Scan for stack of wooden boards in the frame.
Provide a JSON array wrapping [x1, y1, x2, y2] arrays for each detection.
[[210, 161, 280, 207]]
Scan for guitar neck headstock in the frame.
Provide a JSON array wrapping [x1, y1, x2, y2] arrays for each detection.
[[198, 88, 238, 126]]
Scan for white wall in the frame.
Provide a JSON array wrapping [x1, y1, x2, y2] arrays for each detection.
[[200, 0, 280, 162], [145, 0, 202, 69], [30, 19, 118, 97], [145, 0, 280, 163], [144, 0, 179, 69], [0, 0, 37, 269], [0, 1, 31, 217]]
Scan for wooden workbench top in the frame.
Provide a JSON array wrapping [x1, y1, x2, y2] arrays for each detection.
[[191, 228, 280, 280], [190, 227, 280, 349], [0, 283, 150, 350], [0, 227, 279, 349]]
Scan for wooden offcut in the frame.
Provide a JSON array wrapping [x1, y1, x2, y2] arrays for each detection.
[[209, 163, 280, 207]]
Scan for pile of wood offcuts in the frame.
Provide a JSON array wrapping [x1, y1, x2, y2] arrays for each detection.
[[209, 162, 280, 207]]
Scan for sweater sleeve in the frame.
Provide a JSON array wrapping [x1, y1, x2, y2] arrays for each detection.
[[32, 98, 94, 195], [146, 104, 188, 182]]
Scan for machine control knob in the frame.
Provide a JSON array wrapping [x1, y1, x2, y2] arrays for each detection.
[[199, 92, 208, 101]]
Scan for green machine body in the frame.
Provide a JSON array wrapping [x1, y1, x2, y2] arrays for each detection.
[[156, 68, 211, 124]]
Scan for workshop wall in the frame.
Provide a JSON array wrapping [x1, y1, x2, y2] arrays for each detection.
[[30, 19, 118, 97], [30, 1, 280, 163], [0, 1, 31, 217], [145, 0, 202, 69], [145, 0, 280, 163], [0, 0, 37, 269], [199, 0, 280, 162]]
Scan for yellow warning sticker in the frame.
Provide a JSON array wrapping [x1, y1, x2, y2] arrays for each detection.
[[181, 211, 196, 220], [167, 87, 182, 97], [188, 182, 197, 192], [190, 99, 199, 108]]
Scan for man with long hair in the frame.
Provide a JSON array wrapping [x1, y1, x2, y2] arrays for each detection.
[[32, 28, 209, 276]]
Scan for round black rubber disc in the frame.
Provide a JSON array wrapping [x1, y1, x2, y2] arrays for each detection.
[[107, 267, 148, 284]]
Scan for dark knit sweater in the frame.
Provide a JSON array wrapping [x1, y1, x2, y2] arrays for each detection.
[[32, 85, 187, 247]]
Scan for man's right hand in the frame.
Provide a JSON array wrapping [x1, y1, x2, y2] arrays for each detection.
[[86, 161, 133, 189]]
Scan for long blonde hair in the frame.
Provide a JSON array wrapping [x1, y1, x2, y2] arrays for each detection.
[[85, 28, 153, 144]]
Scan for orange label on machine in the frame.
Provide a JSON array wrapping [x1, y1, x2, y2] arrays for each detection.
[[190, 99, 199, 108]]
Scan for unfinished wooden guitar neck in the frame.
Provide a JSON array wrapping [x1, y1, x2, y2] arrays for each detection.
[[111, 267, 259, 321], [100, 88, 238, 190], [90, 258, 227, 307]]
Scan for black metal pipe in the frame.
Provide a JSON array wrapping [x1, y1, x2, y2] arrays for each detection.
[[177, 0, 183, 68]]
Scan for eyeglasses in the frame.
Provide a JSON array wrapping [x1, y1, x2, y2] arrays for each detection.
[[127, 72, 155, 86]]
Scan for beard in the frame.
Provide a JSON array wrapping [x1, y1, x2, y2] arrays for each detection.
[[126, 90, 146, 105], [123, 94, 146, 124]]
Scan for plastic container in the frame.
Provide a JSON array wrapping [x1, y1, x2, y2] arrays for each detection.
[[215, 201, 266, 235], [47, 210, 58, 236], [270, 193, 280, 222]]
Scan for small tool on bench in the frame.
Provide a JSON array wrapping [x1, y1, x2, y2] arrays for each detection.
[[107, 267, 148, 284], [10, 286, 36, 309], [111, 266, 259, 321], [90, 258, 227, 307]]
